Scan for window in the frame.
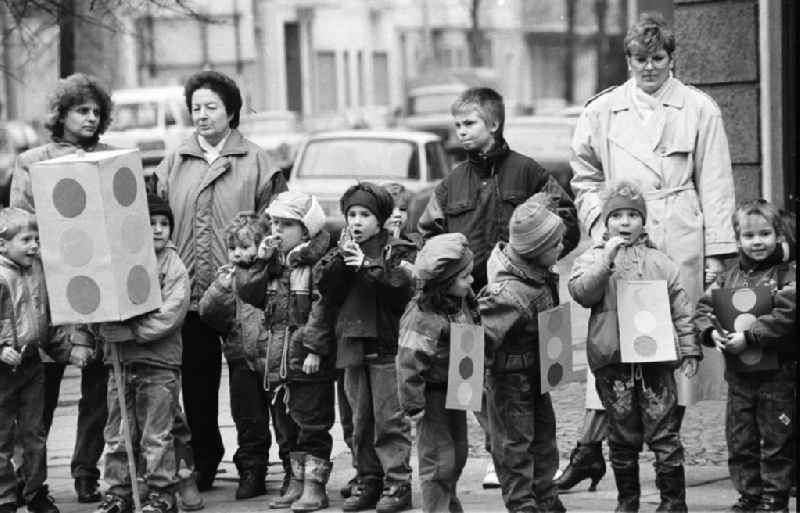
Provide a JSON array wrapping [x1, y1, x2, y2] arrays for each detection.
[[425, 142, 447, 180], [372, 52, 389, 106], [296, 138, 418, 180], [315, 51, 338, 112], [343, 51, 351, 108]]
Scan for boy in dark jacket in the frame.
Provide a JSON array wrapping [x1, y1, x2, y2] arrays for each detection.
[[233, 191, 334, 512], [397, 233, 479, 512], [477, 197, 566, 513], [95, 196, 190, 513], [312, 183, 416, 513], [693, 199, 796, 513]]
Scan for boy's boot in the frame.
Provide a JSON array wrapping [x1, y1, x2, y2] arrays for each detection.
[[235, 466, 266, 500], [342, 476, 382, 512], [340, 475, 358, 498], [270, 452, 305, 509], [654, 466, 687, 513], [26, 486, 58, 513], [291, 454, 332, 512], [729, 495, 760, 513], [375, 481, 412, 513], [93, 493, 132, 513], [141, 490, 177, 513], [755, 495, 789, 513], [555, 442, 606, 491], [612, 462, 640, 513], [176, 472, 204, 511], [75, 477, 102, 503]]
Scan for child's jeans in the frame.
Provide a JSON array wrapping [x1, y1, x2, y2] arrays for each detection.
[[0, 354, 46, 506], [726, 362, 796, 500], [104, 363, 180, 496], [287, 381, 335, 460]]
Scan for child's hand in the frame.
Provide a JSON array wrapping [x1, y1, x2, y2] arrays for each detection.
[[710, 329, 728, 352], [704, 257, 725, 285], [342, 242, 365, 268], [408, 410, 425, 423], [724, 332, 747, 355], [602, 236, 626, 266], [258, 235, 281, 260], [681, 356, 699, 378], [0, 346, 21, 366], [398, 260, 414, 278], [218, 266, 235, 289], [100, 323, 134, 343], [302, 353, 321, 374], [69, 346, 94, 368]]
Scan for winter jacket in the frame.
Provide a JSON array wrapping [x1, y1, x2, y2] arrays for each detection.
[[694, 251, 796, 361], [312, 229, 417, 365], [396, 292, 480, 417], [478, 242, 559, 374], [101, 244, 190, 369], [10, 141, 114, 213], [198, 264, 269, 372], [234, 230, 334, 383], [568, 234, 700, 372], [153, 129, 287, 309], [0, 256, 79, 363], [417, 140, 580, 290]]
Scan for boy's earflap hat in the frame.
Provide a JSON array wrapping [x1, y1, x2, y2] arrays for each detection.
[[266, 190, 326, 238], [601, 187, 647, 226], [340, 182, 394, 226], [147, 194, 174, 233], [509, 196, 565, 258], [414, 233, 473, 285]]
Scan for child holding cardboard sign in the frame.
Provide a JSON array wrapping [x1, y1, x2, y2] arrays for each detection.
[[568, 180, 700, 513], [693, 199, 796, 513]]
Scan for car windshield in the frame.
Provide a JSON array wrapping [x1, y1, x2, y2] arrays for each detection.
[[297, 138, 418, 179], [110, 102, 159, 130]]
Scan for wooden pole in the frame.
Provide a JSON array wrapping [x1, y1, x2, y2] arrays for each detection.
[[109, 343, 142, 513]]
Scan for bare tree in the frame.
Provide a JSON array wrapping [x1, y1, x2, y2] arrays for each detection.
[[466, 0, 485, 66]]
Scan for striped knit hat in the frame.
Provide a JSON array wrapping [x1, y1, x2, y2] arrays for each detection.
[[508, 197, 565, 257]]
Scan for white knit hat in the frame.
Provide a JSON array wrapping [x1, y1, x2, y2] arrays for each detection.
[[266, 191, 326, 238]]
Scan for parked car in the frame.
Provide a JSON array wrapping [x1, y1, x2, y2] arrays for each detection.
[[101, 86, 194, 171], [287, 129, 450, 235], [239, 110, 306, 180], [0, 120, 41, 206]]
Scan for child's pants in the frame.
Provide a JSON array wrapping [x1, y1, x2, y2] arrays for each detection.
[[486, 371, 559, 512], [726, 362, 796, 500], [344, 362, 412, 485], [287, 381, 335, 460], [0, 355, 46, 506], [104, 363, 180, 495], [417, 387, 466, 513]]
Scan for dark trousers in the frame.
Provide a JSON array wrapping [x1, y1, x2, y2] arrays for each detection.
[[228, 360, 274, 472], [486, 371, 559, 512], [726, 362, 796, 500], [337, 372, 356, 472], [181, 313, 224, 481], [418, 388, 467, 513], [288, 381, 335, 460], [0, 358, 46, 506], [42, 359, 108, 482]]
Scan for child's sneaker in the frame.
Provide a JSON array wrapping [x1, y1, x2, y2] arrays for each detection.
[[141, 491, 177, 513], [730, 495, 760, 513], [93, 494, 131, 513], [25, 488, 58, 513]]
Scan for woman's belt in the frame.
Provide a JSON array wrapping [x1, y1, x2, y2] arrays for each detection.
[[643, 184, 694, 201]]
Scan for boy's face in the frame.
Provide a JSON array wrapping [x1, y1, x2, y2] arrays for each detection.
[[737, 213, 778, 262], [606, 208, 644, 243], [270, 217, 308, 253], [446, 261, 474, 298], [62, 99, 101, 144], [383, 206, 408, 233], [228, 240, 258, 266], [533, 240, 564, 268], [346, 206, 381, 243], [454, 107, 497, 154], [150, 214, 171, 252], [0, 228, 39, 268]]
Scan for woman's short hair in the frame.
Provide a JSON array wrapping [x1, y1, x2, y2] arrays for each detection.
[[184, 70, 243, 129], [451, 87, 505, 140], [44, 73, 113, 145], [624, 12, 676, 57]]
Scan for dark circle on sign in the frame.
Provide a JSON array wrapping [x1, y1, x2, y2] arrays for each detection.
[[458, 356, 474, 380], [459, 330, 475, 353], [547, 363, 564, 387], [633, 336, 658, 357], [547, 309, 563, 332], [52, 178, 86, 218], [127, 265, 151, 305], [66, 276, 101, 314], [739, 347, 762, 365], [113, 167, 137, 207]]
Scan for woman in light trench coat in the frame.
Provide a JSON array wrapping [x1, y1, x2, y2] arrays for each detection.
[[556, 13, 737, 492]]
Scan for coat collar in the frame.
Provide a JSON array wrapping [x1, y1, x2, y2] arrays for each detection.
[[487, 242, 551, 286], [610, 77, 685, 112], [177, 128, 250, 159]]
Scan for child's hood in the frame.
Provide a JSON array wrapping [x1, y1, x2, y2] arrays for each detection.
[[287, 229, 331, 268], [486, 242, 551, 286]]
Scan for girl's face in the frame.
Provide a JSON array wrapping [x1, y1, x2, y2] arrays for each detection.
[[191, 87, 233, 145], [606, 208, 644, 243], [737, 214, 779, 262], [150, 215, 171, 252], [346, 206, 381, 243], [454, 107, 497, 154], [228, 237, 258, 266], [446, 261, 474, 298], [270, 217, 308, 253], [62, 99, 101, 144]]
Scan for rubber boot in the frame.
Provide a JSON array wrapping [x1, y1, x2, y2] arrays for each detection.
[[291, 454, 332, 512], [655, 466, 687, 513], [555, 442, 606, 491], [270, 452, 306, 509], [176, 473, 205, 511], [612, 462, 640, 513]]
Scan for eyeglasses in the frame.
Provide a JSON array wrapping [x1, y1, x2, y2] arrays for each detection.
[[628, 53, 671, 69]]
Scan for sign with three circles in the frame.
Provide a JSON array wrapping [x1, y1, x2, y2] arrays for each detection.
[[537, 302, 576, 393], [30, 149, 162, 325], [446, 323, 484, 411], [711, 286, 777, 372], [617, 280, 678, 363]]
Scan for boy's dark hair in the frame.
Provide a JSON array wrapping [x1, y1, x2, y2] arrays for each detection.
[[224, 211, 268, 249], [340, 182, 395, 226], [0, 208, 37, 241], [451, 87, 505, 140], [147, 194, 174, 235], [44, 73, 113, 145], [732, 199, 784, 239], [624, 12, 676, 57], [184, 70, 243, 129]]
